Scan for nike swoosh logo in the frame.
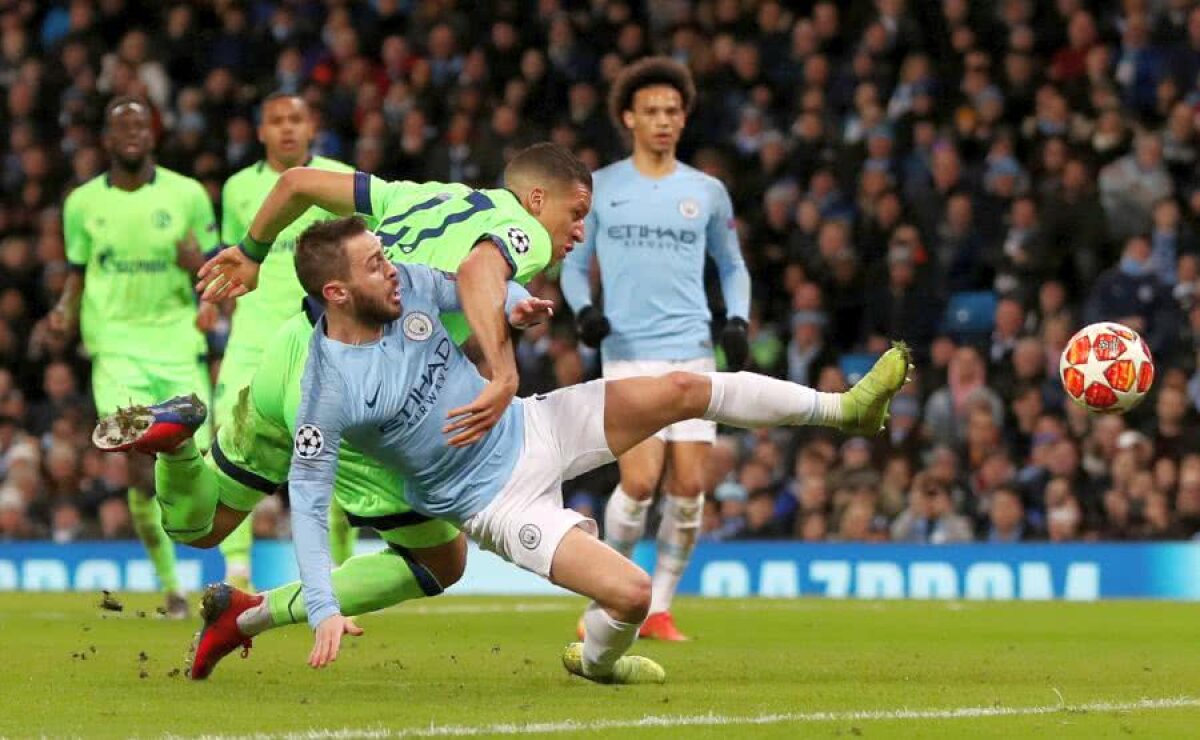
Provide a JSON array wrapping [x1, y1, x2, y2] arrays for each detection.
[[611, 199, 631, 207], [365, 384, 381, 408]]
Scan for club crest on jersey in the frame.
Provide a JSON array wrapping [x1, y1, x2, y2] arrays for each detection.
[[152, 209, 172, 229], [679, 199, 701, 219], [403, 312, 434, 341], [507, 227, 531, 254], [519, 523, 542, 550], [294, 425, 324, 459]]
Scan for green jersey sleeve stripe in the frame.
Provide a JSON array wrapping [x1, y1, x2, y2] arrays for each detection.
[[480, 235, 518, 276], [354, 171, 372, 215], [382, 190, 495, 253], [378, 193, 453, 230], [211, 436, 281, 494]]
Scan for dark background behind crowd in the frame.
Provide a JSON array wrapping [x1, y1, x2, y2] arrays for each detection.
[[3, 0, 1200, 546]]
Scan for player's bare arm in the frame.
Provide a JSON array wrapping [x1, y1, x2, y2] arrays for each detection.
[[198, 168, 357, 301], [444, 242, 523, 448], [48, 272, 83, 337]]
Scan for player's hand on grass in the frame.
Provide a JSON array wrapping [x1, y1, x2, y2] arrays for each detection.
[[576, 306, 610, 348], [309, 614, 363, 669], [509, 297, 555, 329], [720, 317, 750, 370], [444, 375, 518, 447], [197, 245, 260, 302]]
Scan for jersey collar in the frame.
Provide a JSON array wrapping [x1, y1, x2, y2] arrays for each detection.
[[259, 155, 315, 173], [105, 166, 157, 188], [301, 296, 325, 326]]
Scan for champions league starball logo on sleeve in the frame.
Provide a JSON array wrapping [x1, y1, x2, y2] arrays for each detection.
[[506, 227, 531, 254], [294, 425, 324, 459]]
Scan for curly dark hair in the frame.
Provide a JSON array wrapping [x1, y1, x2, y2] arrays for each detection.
[[607, 56, 697, 130]]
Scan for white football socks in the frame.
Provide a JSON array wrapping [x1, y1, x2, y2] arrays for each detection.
[[603, 485, 650, 559], [650, 493, 703, 615], [702, 371, 841, 428], [581, 601, 640, 677]]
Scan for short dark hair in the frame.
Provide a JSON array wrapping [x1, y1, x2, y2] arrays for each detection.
[[260, 91, 304, 115], [262, 90, 301, 106], [608, 56, 696, 129], [104, 96, 151, 127], [294, 216, 366, 303], [504, 142, 592, 192]]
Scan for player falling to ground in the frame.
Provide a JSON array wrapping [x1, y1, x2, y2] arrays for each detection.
[[93, 144, 587, 678], [561, 57, 752, 641], [195, 216, 905, 684], [214, 92, 359, 589], [51, 97, 220, 618]]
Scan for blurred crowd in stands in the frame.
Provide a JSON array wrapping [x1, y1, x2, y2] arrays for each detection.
[[3, 0, 1200, 544]]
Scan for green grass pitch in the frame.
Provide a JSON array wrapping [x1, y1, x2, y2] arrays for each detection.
[[1, 593, 1198, 738]]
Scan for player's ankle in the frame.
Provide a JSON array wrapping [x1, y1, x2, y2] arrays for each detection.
[[161, 439, 199, 461]]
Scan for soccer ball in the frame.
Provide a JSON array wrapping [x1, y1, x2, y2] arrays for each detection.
[[1059, 322, 1155, 414]]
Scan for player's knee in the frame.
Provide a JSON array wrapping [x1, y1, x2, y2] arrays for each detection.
[[619, 474, 657, 500], [624, 570, 653, 622], [664, 371, 710, 417], [666, 478, 707, 499], [413, 535, 467, 589], [608, 569, 652, 623], [183, 532, 221, 549]]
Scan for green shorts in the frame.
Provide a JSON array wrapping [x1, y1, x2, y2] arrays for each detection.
[[92, 353, 212, 448], [210, 387, 459, 550]]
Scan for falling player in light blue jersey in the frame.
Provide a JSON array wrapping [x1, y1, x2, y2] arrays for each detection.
[[561, 57, 752, 641], [285, 216, 911, 684]]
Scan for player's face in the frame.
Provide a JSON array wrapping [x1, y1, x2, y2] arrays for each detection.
[[259, 97, 313, 165], [103, 103, 153, 170], [342, 231, 401, 325], [623, 85, 686, 156], [537, 183, 592, 263]]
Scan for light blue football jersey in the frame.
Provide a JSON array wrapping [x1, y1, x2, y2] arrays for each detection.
[[288, 262, 530, 626], [561, 159, 751, 361]]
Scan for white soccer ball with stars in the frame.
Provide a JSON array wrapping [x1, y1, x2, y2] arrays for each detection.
[[1059, 322, 1155, 414]]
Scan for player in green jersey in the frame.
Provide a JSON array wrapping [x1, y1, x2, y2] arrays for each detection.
[[53, 97, 219, 618], [96, 143, 590, 677], [214, 93, 357, 589]]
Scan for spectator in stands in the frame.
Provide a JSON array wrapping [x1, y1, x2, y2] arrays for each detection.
[[923, 346, 1004, 447], [786, 309, 836, 388], [1085, 234, 1181, 358], [862, 235, 941, 352], [1100, 133, 1174, 241], [891, 475, 974, 544], [984, 486, 1038, 543]]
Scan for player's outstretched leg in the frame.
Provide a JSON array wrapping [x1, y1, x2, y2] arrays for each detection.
[[97, 395, 225, 546], [551, 528, 666, 685], [602, 343, 913, 456], [189, 540, 461, 679], [96, 395, 210, 619]]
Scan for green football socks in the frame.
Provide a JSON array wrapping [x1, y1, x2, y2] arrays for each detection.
[[154, 440, 219, 544], [127, 487, 180, 594], [253, 547, 442, 633]]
